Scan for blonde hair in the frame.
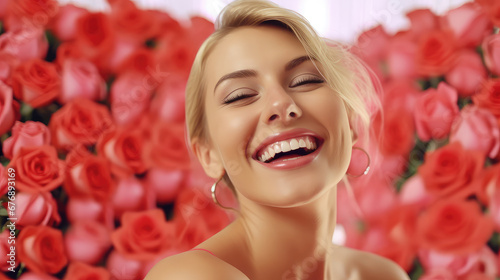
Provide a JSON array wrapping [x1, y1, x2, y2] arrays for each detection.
[[185, 0, 380, 189]]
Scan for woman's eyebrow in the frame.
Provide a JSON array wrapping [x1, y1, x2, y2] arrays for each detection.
[[213, 55, 314, 93]]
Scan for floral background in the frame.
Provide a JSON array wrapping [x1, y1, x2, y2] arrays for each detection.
[[0, 0, 499, 279]]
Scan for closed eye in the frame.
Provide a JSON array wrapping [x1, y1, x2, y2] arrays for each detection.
[[223, 91, 257, 104], [290, 75, 324, 87]]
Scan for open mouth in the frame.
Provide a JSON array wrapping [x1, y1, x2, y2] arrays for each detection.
[[255, 136, 320, 163]]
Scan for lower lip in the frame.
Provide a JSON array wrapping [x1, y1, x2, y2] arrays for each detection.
[[255, 145, 322, 170]]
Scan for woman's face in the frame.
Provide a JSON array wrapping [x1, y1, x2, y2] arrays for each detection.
[[198, 25, 352, 207]]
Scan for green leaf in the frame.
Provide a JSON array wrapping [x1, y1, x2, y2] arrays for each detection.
[[409, 259, 424, 280]]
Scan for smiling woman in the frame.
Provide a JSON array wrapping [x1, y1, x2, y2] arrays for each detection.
[[144, 0, 409, 279]]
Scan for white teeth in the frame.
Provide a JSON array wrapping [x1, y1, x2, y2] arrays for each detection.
[[281, 141, 291, 152], [256, 136, 318, 163]]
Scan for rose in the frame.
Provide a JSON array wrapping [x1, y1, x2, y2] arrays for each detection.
[[111, 176, 155, 219], [143, 120, 191, 170], [441, 2, 493, 48], [111, 209, 176, 261], [18, 226, 68, 274], [386, 36, 417, 79], [416, 198, 493, 255], [5, 0, 58, 29], [96, 126, 149, 178], [145, 168, 185, 203], [108, 1, 160, 43], [473, 79, 500, 121], [11, 58, 60, 108], [2, 121, 51, 159], [66, 198, 114, 229], [406, 9, 438, 38], [445, 50, 487, 97], [18, 273, 59, 280], [0, 165, 7, 196], [354, 25, 390, 65], [0, 80, 20, 136], [64, 221, 111, 265], [55, 42, 83, 67], [49, 4, 88, 41], [374, 109, 414, 157], [419, 269, 455, 280], [48, 97, 114, 151], [380, 79, 420, 115], [0, 27, 48, 62], [0, 230, 17, 272], [482, 34, 500, 76], [64, 145, 115, 202], [0, 53, 19, 82], [63, 262, 111, 280], [10, 192, 60, 228], [59, 58, 106, 104], [399, 175, 433, 210], [414, 82, 459, 141], [110, 71, 153, 126], [418, 142, 483, 199], [150, 74, 186, 123], [450, 105, 500, 159], [7, 145, 65, 193], [116, 47, 155, 76], [105, 250, 144, 280], [416, 30, 457, 76]]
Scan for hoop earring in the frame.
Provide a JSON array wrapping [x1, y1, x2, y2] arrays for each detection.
[[211, 177, 235, 211], [346, 147, 371, 178]]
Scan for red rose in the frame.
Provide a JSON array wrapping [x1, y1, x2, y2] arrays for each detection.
[[10, 191, 60, 228], [18, 272, 59, 280], [414, 82, 459, 141], [186, 16, 215, 50], [441, 2, 493, 48], [416, 30, 458, 76], [381, 79, 420, 115], [59, 58, 106, 104], [355, 25, 390, 64], [475, 164, 500, 207], [450, 105, 500, 158], [64, 221, 111, 265], [0, 27, 48, 62], [6, 0, 58, 29], [445, 49, 487, 97], [7, 145, 64, 193], [63, 262, 110, 280], [64, 145, 115, 202], [2, 121, 51, 159], [418, 142, 483, 199], [11, 59, 60, 108], [375, 109, 414, 157], [0, 80, 20, 136], [416, 198, 493, 255], [143, 121, 190, 170], [96, 126, 149, 178], [483, 34, 500, 77], [116, 47, 155, 76], [0, 53, 19, 83], [406, 9, 439, 38], [109, 1, 160, 43], [111, 209, 176, 261], [18, 226, 68, 274], [49, 4, 89, 41], [0, 165, 7, 196], [473, 79, 500, 121], [48, 98, 114, 151]]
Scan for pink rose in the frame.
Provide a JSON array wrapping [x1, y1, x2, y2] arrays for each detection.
[[110, 71, 153, 125], [381, 79, 420, 114], [406, 9, 439, 39], [112, 176, 155, 220], [386, 36, 417, 79], [441, 2, 493, 48], [106, 250, 145, 280], [66, 198, 114, 229], [59, 58, 106, 104], [64, 220, 111, 265], [0, 27, 48, 62], [49, 4, 88, 41], [146, 168, 185, 204], [450, 105, 500, 158], [2, 121, 51, 159], [445, 50, 488, 97], [419, 269, 455, 280], [355, 25, 390, 64], [10, 192, 60, 228], [0, 53, 19, 82], [150, 74, 186, 123], [414, 82, 459, 141], [0, 81, 20, 136], [399, 175, 432, 210], [482, 34, 500, 76], [18, 273, 59, 280], [0, 165, 7, 196]]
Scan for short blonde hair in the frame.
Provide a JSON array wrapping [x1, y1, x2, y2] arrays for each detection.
[[185, 0, 379, 187]]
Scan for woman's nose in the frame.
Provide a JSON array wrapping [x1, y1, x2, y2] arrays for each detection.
[[263, 87, 303, 125]]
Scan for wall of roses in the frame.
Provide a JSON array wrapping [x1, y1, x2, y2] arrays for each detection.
[[0, 0, 499, 279]]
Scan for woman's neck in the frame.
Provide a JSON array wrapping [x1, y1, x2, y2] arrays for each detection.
[[233, 186, 337, 280]]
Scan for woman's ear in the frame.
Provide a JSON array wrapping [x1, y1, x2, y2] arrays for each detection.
[[191, 137, 225, 179], [351, 128, 358, 145]]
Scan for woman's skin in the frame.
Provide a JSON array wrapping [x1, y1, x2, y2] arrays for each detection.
[[145, 25, 410, 280]]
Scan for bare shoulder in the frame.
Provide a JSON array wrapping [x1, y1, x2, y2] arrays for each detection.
[[144, 251, 249, 280], [331, 245, 410, 280]]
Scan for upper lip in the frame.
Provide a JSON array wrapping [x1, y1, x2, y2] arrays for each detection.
[[251, 128, 324, 160]]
